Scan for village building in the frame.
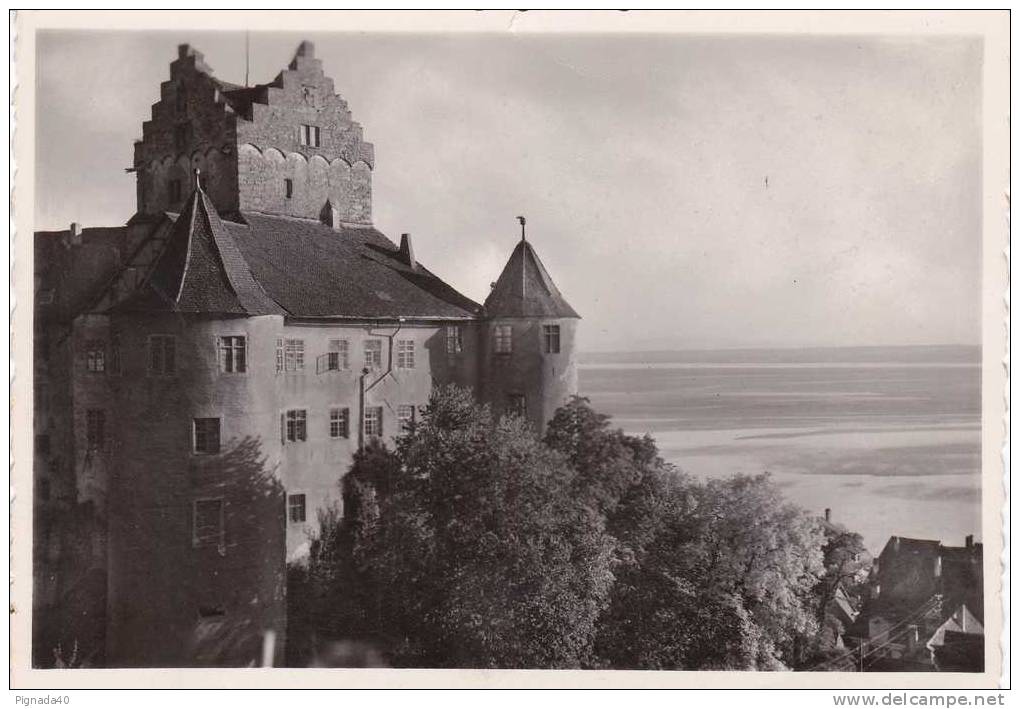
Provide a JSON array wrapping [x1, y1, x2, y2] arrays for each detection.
[[844, 534, 984, 672], [33, 41, 579, 667]]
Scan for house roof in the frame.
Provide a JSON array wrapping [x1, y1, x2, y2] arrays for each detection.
[[483, 238, 579, 319], [926, 604, 983, 650], [118, 186, 284, 316], [879, 536, 942, 561], [116, 188, 482, 320], [226, 213, 481, 319]]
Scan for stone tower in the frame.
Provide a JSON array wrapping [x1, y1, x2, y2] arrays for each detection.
[[133, 41, 374, 225], [481, 223, 580, 433]]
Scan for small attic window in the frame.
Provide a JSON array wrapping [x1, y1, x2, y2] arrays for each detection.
[[285, 178, 293, 199], [299, 124, 321, 148]]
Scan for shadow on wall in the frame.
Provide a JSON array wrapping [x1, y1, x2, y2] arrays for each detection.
[[105, 434, 287, 668], [185, 435, 287, 667]]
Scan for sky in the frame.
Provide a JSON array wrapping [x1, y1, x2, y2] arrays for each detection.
[[35, 30, 983, 352]]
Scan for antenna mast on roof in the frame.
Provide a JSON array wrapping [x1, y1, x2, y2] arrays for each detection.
[[244, 31, 250, 87]]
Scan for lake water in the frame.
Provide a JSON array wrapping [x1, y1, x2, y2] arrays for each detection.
[[578, 345, 981, 553]]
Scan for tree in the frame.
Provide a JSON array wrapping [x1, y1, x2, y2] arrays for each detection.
[[795, 519, 871, 666], [546, 398, 826, 669], [690, 474, 826, 667], [306, 386, 616, 668]]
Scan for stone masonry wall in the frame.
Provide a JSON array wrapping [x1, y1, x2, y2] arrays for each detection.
[[134, 46, 240, 217], [234, 43, 373, 223]]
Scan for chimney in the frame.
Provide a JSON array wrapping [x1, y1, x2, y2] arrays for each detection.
[[965, 534, 974, 549], [399, 233, 416, 270], [320, 200, 341, 231], [69, 222, 83, 246], [824, 508, 831, 523]]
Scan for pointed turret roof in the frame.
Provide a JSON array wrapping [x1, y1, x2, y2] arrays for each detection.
[[484, 238, 579, 319], [119, 182, 283, 315]]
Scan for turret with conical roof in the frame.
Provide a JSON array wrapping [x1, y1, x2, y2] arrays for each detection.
[[481, 220, 579, 433]]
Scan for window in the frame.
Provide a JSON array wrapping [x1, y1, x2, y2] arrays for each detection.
[[364, 340, 382, 370], [86, 409, 105, 450], [86, 340, 106, 373], [148, 335, 176, 375], [327, 339, 349, 371], [219, 336, 247, 373], [169, 179, 182, 203], [494, 325, 513, 354], [299, 124, 321, 147], [364, 407, 383, 438], [193, 418, 221, 455], [193, 498, 224, 548], [288, 494, 307, 523], [174, 125, 187, 151], [446, 326, 463, 355], [543, 325, 561, 354], [396, 339, 415, 369], [285, 409, 307, 442], [397, 405, 416, 432], [284, 178, 293, 199], [506, 394, 526, 418], [277, 338, 304, 372], [329, 407, 350, 439]]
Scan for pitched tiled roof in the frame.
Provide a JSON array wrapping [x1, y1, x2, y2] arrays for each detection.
[[225, 213, 481, 319], [483, 239, 579, 319], [118, 187, 283, 316]]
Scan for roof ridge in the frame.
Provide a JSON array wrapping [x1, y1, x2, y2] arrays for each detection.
[[173, 190, 201, 303]]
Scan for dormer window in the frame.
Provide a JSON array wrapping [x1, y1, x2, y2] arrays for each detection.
[[299, 124, 321, 148]]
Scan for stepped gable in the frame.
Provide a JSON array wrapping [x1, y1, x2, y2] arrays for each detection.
[[118, 185, 283, 315], [484, 237, 579, 319], [226, 213, 481, 319]]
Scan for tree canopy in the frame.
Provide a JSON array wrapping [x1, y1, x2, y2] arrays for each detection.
[[292, 389, 850, 670]]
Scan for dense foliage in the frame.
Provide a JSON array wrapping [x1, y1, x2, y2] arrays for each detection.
[[291, 388, 857, 670]]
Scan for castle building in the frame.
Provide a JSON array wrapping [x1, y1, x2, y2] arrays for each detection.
[[33, 41, 579, 667]]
